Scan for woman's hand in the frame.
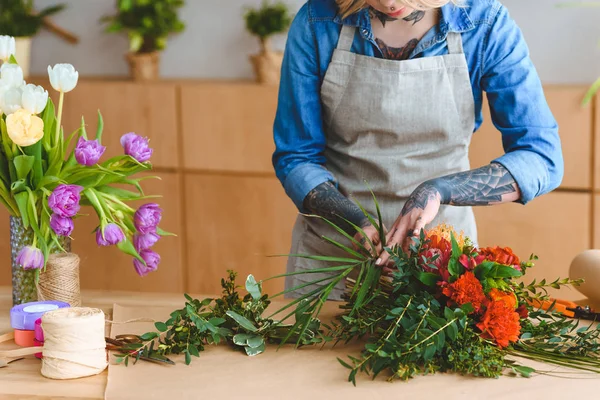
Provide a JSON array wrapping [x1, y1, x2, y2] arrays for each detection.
[[353, 224, 384, 256], [375, 182, 441, 266]]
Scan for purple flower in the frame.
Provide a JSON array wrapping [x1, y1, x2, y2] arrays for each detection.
[[96, 223, 125, 246], [16, 246, 45, 270], [120, 132, 153, 163], [133, 249, 161, 277], [75, 137, 106, 166], [134, 203, 162, 234], [133, 231, 160, 251], [48, 184, 84, 218], [50, 214, 74, 237]]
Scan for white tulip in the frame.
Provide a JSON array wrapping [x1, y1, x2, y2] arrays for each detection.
[[47, 64, 79, 93], [0, 36, 16, 62], [21, 84, 48, 115], [0, 85, 23, 115], [0, 63, 24, 88]]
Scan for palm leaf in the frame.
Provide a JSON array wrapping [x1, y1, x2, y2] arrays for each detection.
[[269, 274, 339, 298], [321, 235, 366, 260], [306, 213, 370, 256]]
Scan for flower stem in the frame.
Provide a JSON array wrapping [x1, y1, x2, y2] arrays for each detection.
[[55, 91, 65, 147]]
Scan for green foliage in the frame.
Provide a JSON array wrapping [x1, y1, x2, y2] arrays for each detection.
[[0, 0, 65, 37], [101, 0, 185, 53], [244, 1, 292, 40]]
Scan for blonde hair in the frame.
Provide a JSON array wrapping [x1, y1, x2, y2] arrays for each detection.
[[336, 0, 459, 19]]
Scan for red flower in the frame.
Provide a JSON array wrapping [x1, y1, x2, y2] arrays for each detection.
[[476, 300, 521, 348], [516, 304, 529, 319], [478, 246, 521, 271], [459, 254, 486, 271], [421, 235, 452, 281], [442, 272, 486, 313]]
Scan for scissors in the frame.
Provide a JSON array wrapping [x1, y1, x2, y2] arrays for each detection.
[[105, 334, 175, 365], [529, 298, 600, 321]]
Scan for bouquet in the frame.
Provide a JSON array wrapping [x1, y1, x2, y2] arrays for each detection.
[[115, 195, 600, 384], [0, 35, 170, 281]]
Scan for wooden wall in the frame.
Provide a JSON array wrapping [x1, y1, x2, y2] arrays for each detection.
[[0, 80, 596, 300]]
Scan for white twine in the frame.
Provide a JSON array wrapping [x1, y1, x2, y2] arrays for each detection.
[[40, 307, 108, 380]]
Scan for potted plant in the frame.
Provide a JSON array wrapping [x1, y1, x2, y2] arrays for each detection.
[[244, 1, 293, 85], [0, 38, 172, 306], [101, 0, 185, 82], [0, 0, 66, 77]]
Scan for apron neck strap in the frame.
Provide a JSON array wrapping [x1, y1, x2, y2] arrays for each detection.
[[336, 24, 356, 51], [446, 32, 464, 55]]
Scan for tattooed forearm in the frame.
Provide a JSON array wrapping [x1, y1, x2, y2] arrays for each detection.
[[376, 38, 418, 60], [430, 163, 519, 206], [303, 182, 370, 234], [403, 10, 425, 25], [401, 183, 439, 216]]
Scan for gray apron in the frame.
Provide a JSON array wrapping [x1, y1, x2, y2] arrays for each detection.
[[285, 24, 477, 300]]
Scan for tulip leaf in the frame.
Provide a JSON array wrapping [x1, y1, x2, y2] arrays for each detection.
[[156, 227, 177, 237], [117, 238, 145, 264], [22, 141, 43, 187], [10, 179, 27, 194], [96, 110, 104, 143], [13, 155, 35, 181], [80, 116, 88, 140], [95, 186, 144, 200], [41, 98, 56, 152], [14, 191, 29, 227]]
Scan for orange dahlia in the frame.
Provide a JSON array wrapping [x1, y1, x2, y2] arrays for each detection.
[[478, 246, 521, 271], [442, 272, 486, 313], [476, 300, 521, 348]]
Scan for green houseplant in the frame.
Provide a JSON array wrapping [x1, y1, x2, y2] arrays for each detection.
[[101, 0, 185, 81], [0, 0, 65, 77], [244, 1, 293, 85]]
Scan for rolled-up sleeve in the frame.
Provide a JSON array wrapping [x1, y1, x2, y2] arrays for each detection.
[[272, 5, 336, 212], [481, 5, 564, 204]]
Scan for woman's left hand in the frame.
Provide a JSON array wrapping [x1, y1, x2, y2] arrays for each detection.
[[376, 182, 441, 267]]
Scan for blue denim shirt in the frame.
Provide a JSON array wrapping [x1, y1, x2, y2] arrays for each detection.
[[272, 0, 564, 212]]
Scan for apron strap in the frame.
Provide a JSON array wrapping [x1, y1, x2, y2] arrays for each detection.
[[446, 32, 464, 55], [336, 24, 356, 51]]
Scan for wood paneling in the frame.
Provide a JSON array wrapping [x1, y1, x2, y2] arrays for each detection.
[[595, 96, 600, 190], [0, 209, 13, 287], [469, 88, 592, 190], [32, 78, 179, 169], [185, 174, 297, 296], [74, 172, 184, 292], [181, 83, 279, 173], [474, 192, 591, 300]]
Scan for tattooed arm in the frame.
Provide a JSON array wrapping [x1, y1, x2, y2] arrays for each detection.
[[303, 182, 370, 235], [376, 163, 520, 265]]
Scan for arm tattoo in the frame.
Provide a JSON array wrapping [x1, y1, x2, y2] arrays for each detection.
[[431, 163, 518, 206], [303, 182, 370, 234], [401, 183, 439, 216], [376, 38, 418, 60]]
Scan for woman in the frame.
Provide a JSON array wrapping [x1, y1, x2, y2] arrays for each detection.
[[272, 0, 563, 300]]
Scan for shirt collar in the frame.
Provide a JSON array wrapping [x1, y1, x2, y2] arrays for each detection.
[[333, 4, 475, 33]]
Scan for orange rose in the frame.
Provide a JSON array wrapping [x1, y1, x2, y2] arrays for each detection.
[[479, 246, 521, 270]]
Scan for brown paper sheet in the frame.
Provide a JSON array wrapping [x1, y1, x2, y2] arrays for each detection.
[[106, 303, 599, 400]]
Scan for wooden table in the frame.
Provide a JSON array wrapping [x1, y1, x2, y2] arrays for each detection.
[[0, 287, 194, 399]]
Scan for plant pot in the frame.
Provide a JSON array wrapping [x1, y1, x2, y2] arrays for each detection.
[[126, 51, 161, 82], [10, 216, 71, 306], [14, 37, 32, 78], [249, 50, 284, 86]]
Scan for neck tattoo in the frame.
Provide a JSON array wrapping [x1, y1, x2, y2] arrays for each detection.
[[369, 8, 426, 27]]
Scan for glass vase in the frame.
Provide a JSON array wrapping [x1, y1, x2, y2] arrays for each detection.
[[10, 216, 71, 306]]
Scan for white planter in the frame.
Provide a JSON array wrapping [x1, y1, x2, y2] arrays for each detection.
[[14, 37, 32, 78]]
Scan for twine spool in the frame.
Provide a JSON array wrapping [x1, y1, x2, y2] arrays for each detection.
[[37, 253, 81, 307], [40, 307, 108, 380]]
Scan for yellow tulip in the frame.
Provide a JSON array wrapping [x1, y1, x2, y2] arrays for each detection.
[[6, 108, 44, 147]]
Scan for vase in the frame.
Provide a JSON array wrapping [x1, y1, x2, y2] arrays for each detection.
[[125, 51, 160, 82], [14, 37, 32, 78], [10, 216, 71, 306], [249, 38, 283, 86]]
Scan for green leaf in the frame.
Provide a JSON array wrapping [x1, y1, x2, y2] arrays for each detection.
[[139, 332, 159, 341], [582, 76, 600, 106], [245, 274, 262, 300], [244, 342, 265, 356], [337, 357, 353, 370], [96, 110, 104, 143], [233, 333, 253, 346], [226, 311, 258, 332], [129, 32, 143, 52], [423, 344, 436, 361], [447, 258, 461, 277], [13, 155, 35, 181], [444, 307, 454, 321], [155, 321, 168, 332], [184, 350, 191, 365], [451, 232, 461, 256], [14, 191, 30, 228], [188, 345, 200, 358], [512, 365, 535, 378], [491, 265, 522, 278], [417, 272, 440, 287], [246, 335, 264, 349], [447, 322, 458, 341], [208, 317, 226, 326], [520, 332, 533, 340], [116, 238, 144, 264]]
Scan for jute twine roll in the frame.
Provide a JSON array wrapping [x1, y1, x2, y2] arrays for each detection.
[[37, 253, 81, 307]]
